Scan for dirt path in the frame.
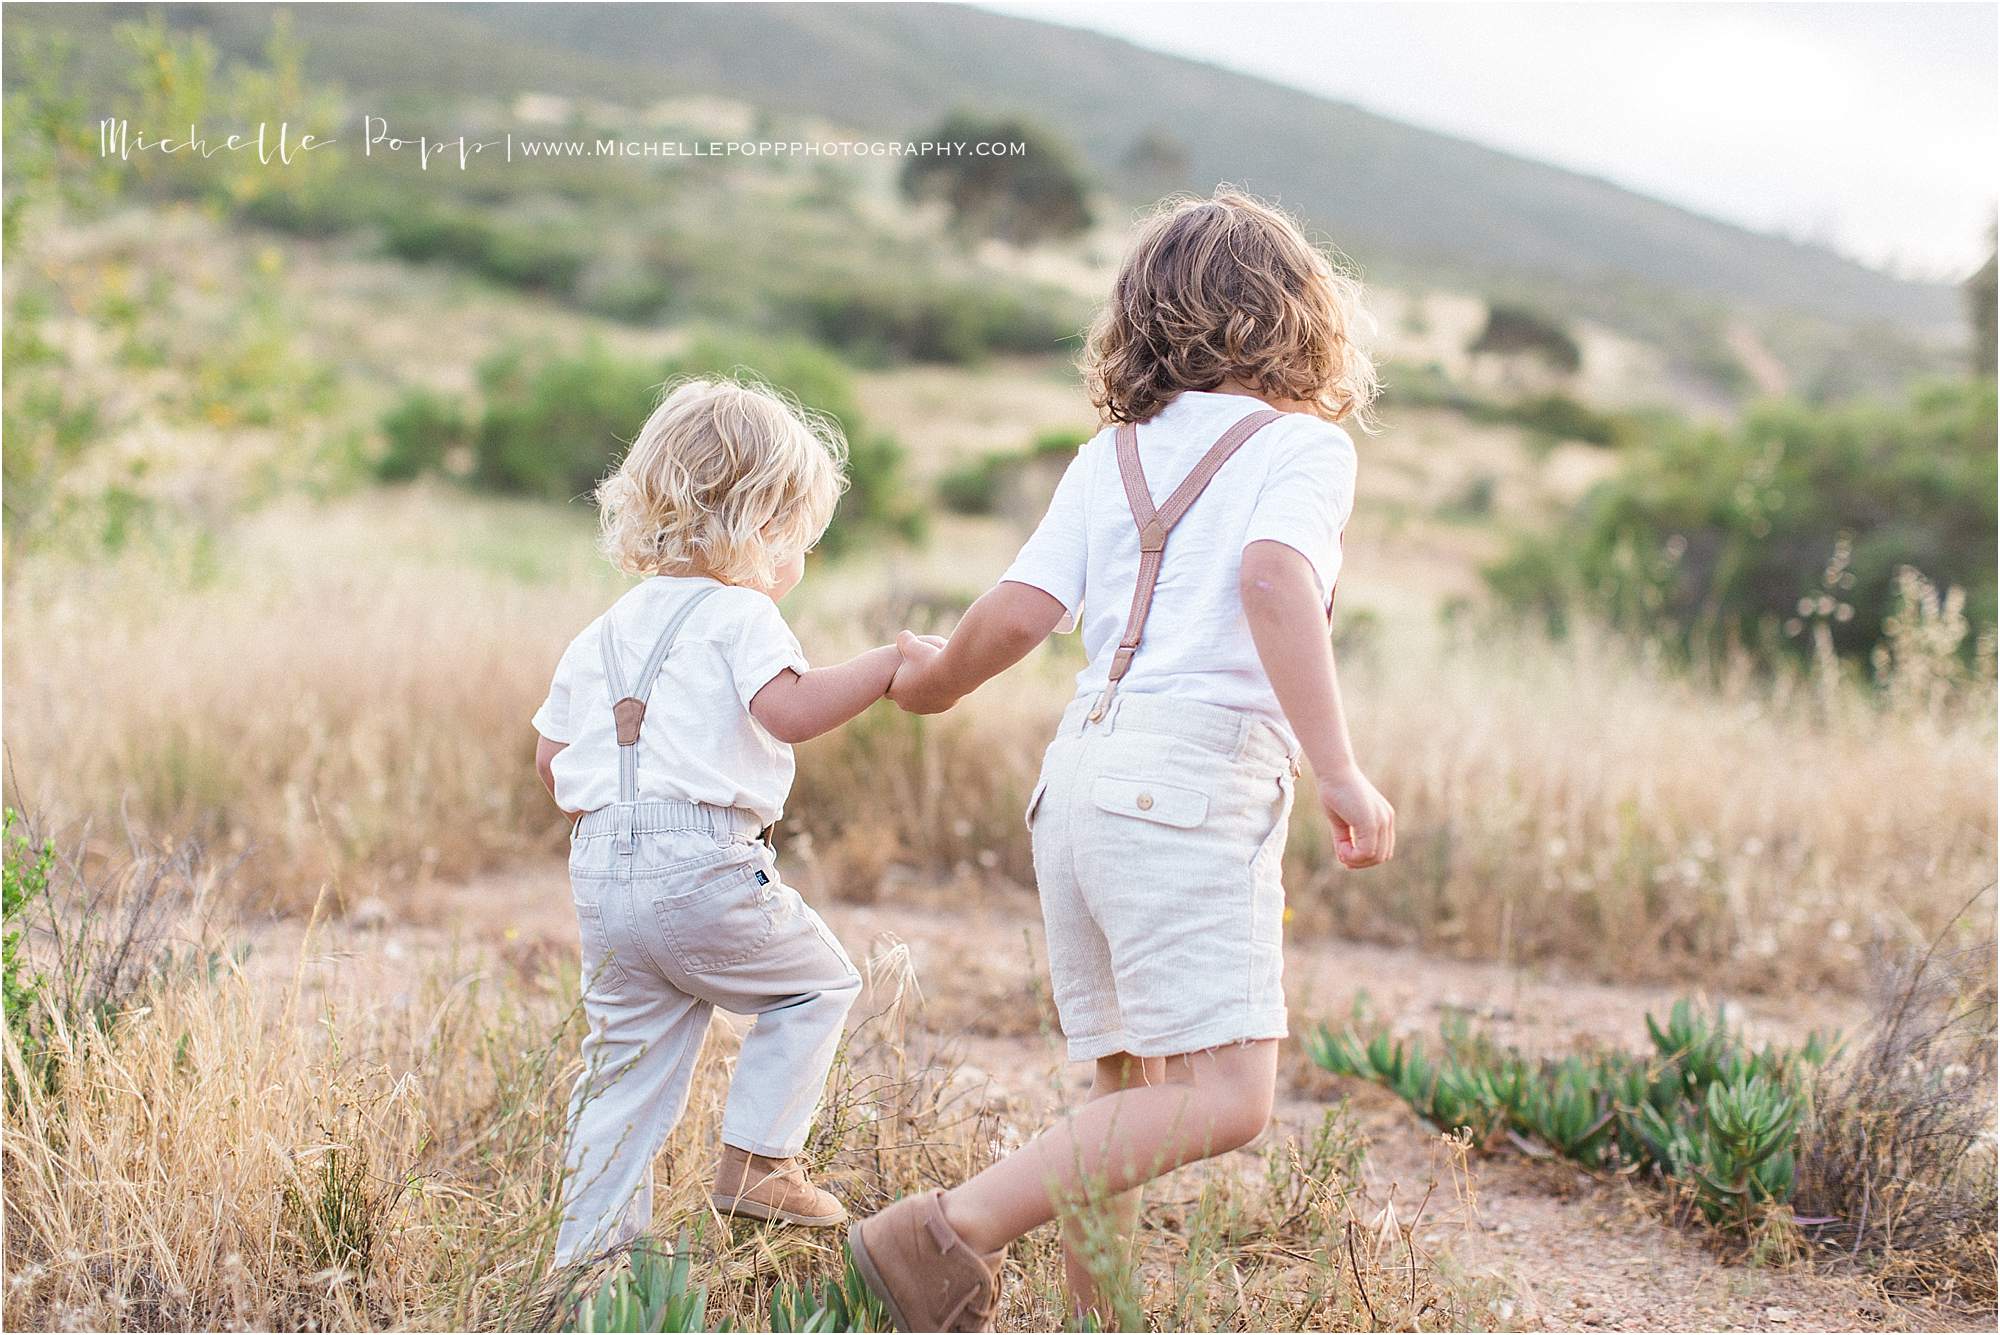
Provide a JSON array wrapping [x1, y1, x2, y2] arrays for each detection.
[[295, 860, 1973, 1333]]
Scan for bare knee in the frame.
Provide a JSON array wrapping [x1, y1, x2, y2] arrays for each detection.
[[1182, 1041, 1279, 1151], [1208, 1084, 1275, 1151]]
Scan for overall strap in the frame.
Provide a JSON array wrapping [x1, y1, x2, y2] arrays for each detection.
[[600, 584, 722, 822], [1092, 408, 1284, 723]]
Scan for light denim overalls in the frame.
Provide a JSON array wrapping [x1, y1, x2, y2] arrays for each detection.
[[554, 586, 860, 1266]]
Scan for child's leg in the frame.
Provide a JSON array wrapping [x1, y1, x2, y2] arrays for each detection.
[[942, 1039, 1278, 1255], [675, 883, 861, 1159], [555, 980, 713, 1266], [1062, 1052, 1167, 1321]]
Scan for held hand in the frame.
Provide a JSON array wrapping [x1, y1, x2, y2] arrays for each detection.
[[1316, 765, 1396, 869], [888, 630, 956, 714]]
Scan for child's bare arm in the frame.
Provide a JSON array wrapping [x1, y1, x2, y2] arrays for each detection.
[[1239, 540, 1395, 868], [887, 582, 1068, 714], [750, 646, 902, 744], [534, 734, 583, 822]]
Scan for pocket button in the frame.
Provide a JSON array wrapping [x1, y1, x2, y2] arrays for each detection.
[[1135, 793, 1154, 811]]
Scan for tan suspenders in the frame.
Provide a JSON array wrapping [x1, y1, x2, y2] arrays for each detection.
[[1089, 408, 1286, 723], [600, 584, 721, 854]]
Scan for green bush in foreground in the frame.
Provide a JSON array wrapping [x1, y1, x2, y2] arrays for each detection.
[[1307, 998, 1834, 1231], [564, 1232, 885, 1333]]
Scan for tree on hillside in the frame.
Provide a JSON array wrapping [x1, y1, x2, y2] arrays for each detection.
[[1469, 303, 1582, 375], [1967, 223, 1996, 377], [901, 111, 1091, 247]]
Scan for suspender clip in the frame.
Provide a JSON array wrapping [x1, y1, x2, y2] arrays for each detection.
[[612, 698, 647, 747]]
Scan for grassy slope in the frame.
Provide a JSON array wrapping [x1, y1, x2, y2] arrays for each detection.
[[9, 0, 1957, 333]]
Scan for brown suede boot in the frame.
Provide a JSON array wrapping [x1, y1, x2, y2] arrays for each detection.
[[711, 1145, 846, 1227], [847, 1191, 1003, 1332]]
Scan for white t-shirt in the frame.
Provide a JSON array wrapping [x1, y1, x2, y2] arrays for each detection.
[[532, 576, 808, 823], [1000, 390, 1356, 744]]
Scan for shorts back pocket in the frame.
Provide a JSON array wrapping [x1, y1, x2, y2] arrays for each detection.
[[1091, 776, 1208, 829]]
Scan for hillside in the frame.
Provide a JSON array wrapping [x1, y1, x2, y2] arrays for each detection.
[[11, 0, 1959, 334]]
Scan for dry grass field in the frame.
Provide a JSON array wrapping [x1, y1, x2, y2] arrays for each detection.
[[4, 197, 1994, 1332], [4, 466, 1993, 1332]]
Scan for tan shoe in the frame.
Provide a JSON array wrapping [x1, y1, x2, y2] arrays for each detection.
[[847, 1191, 1003, 1332], [711, 1145, 846, 1227]]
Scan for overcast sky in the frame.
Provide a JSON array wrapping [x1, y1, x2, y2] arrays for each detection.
[[988, 1, 1998, 279]]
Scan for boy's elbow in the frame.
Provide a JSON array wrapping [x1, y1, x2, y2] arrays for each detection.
[[1001, 612, 1050, 656], [763, 715, 814, 745], [992, 582, 1066, 649], [750, 694, 816, 745], [749, 672, 818, 744], [1239, 562, 1282, 618], [751, 704, 808, 745], [1239, 542, 1310, 615]]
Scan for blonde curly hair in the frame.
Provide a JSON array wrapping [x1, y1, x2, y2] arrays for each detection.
[[595, 377, 847, 587], [1082, 188, 1378, 427]]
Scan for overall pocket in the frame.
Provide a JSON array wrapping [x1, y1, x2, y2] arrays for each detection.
[[655, 861, 777, 973], [573, 899, 630, 997]]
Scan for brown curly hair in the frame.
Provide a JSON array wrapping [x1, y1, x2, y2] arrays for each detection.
[[1081, 188, 1378, 426]]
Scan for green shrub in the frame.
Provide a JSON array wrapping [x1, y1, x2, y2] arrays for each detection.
[[1379, 364, 1626, 445], [1307, 998, 1833, 1231], [764, 1256, 888, 1332], [238, 178, 381, 238], [396, 334, 919, 552], [941, 427, 1087, 516], [3, 809, 52, 1079], [1501, 392, 1624, 446], [1439, 473, 1497, 520], [829, 425, 925, 554], [578, 260, 676, 324], [937, 452, 1013, 515], [471, 342, 660, 501], [475, 223, 590, 293], [381, 207, 588, 295], [561, 1232, 883, 1333], [1487, 378, 1998, 663], [791, 276, 1075, 365], [279, 1141, 391, 1278], [376, 389, 473, 483], [1377, 360, 1469, 413], [566, 1240, 710, 1333], [0, 813, 220, 1094], [1030, 427, 1089, 457]]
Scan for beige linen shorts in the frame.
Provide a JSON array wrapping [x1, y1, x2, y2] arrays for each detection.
[[1027, 691, 1298, 1062]]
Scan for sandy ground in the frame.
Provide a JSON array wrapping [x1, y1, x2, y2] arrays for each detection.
[[256, 858, 1989, 1335]]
